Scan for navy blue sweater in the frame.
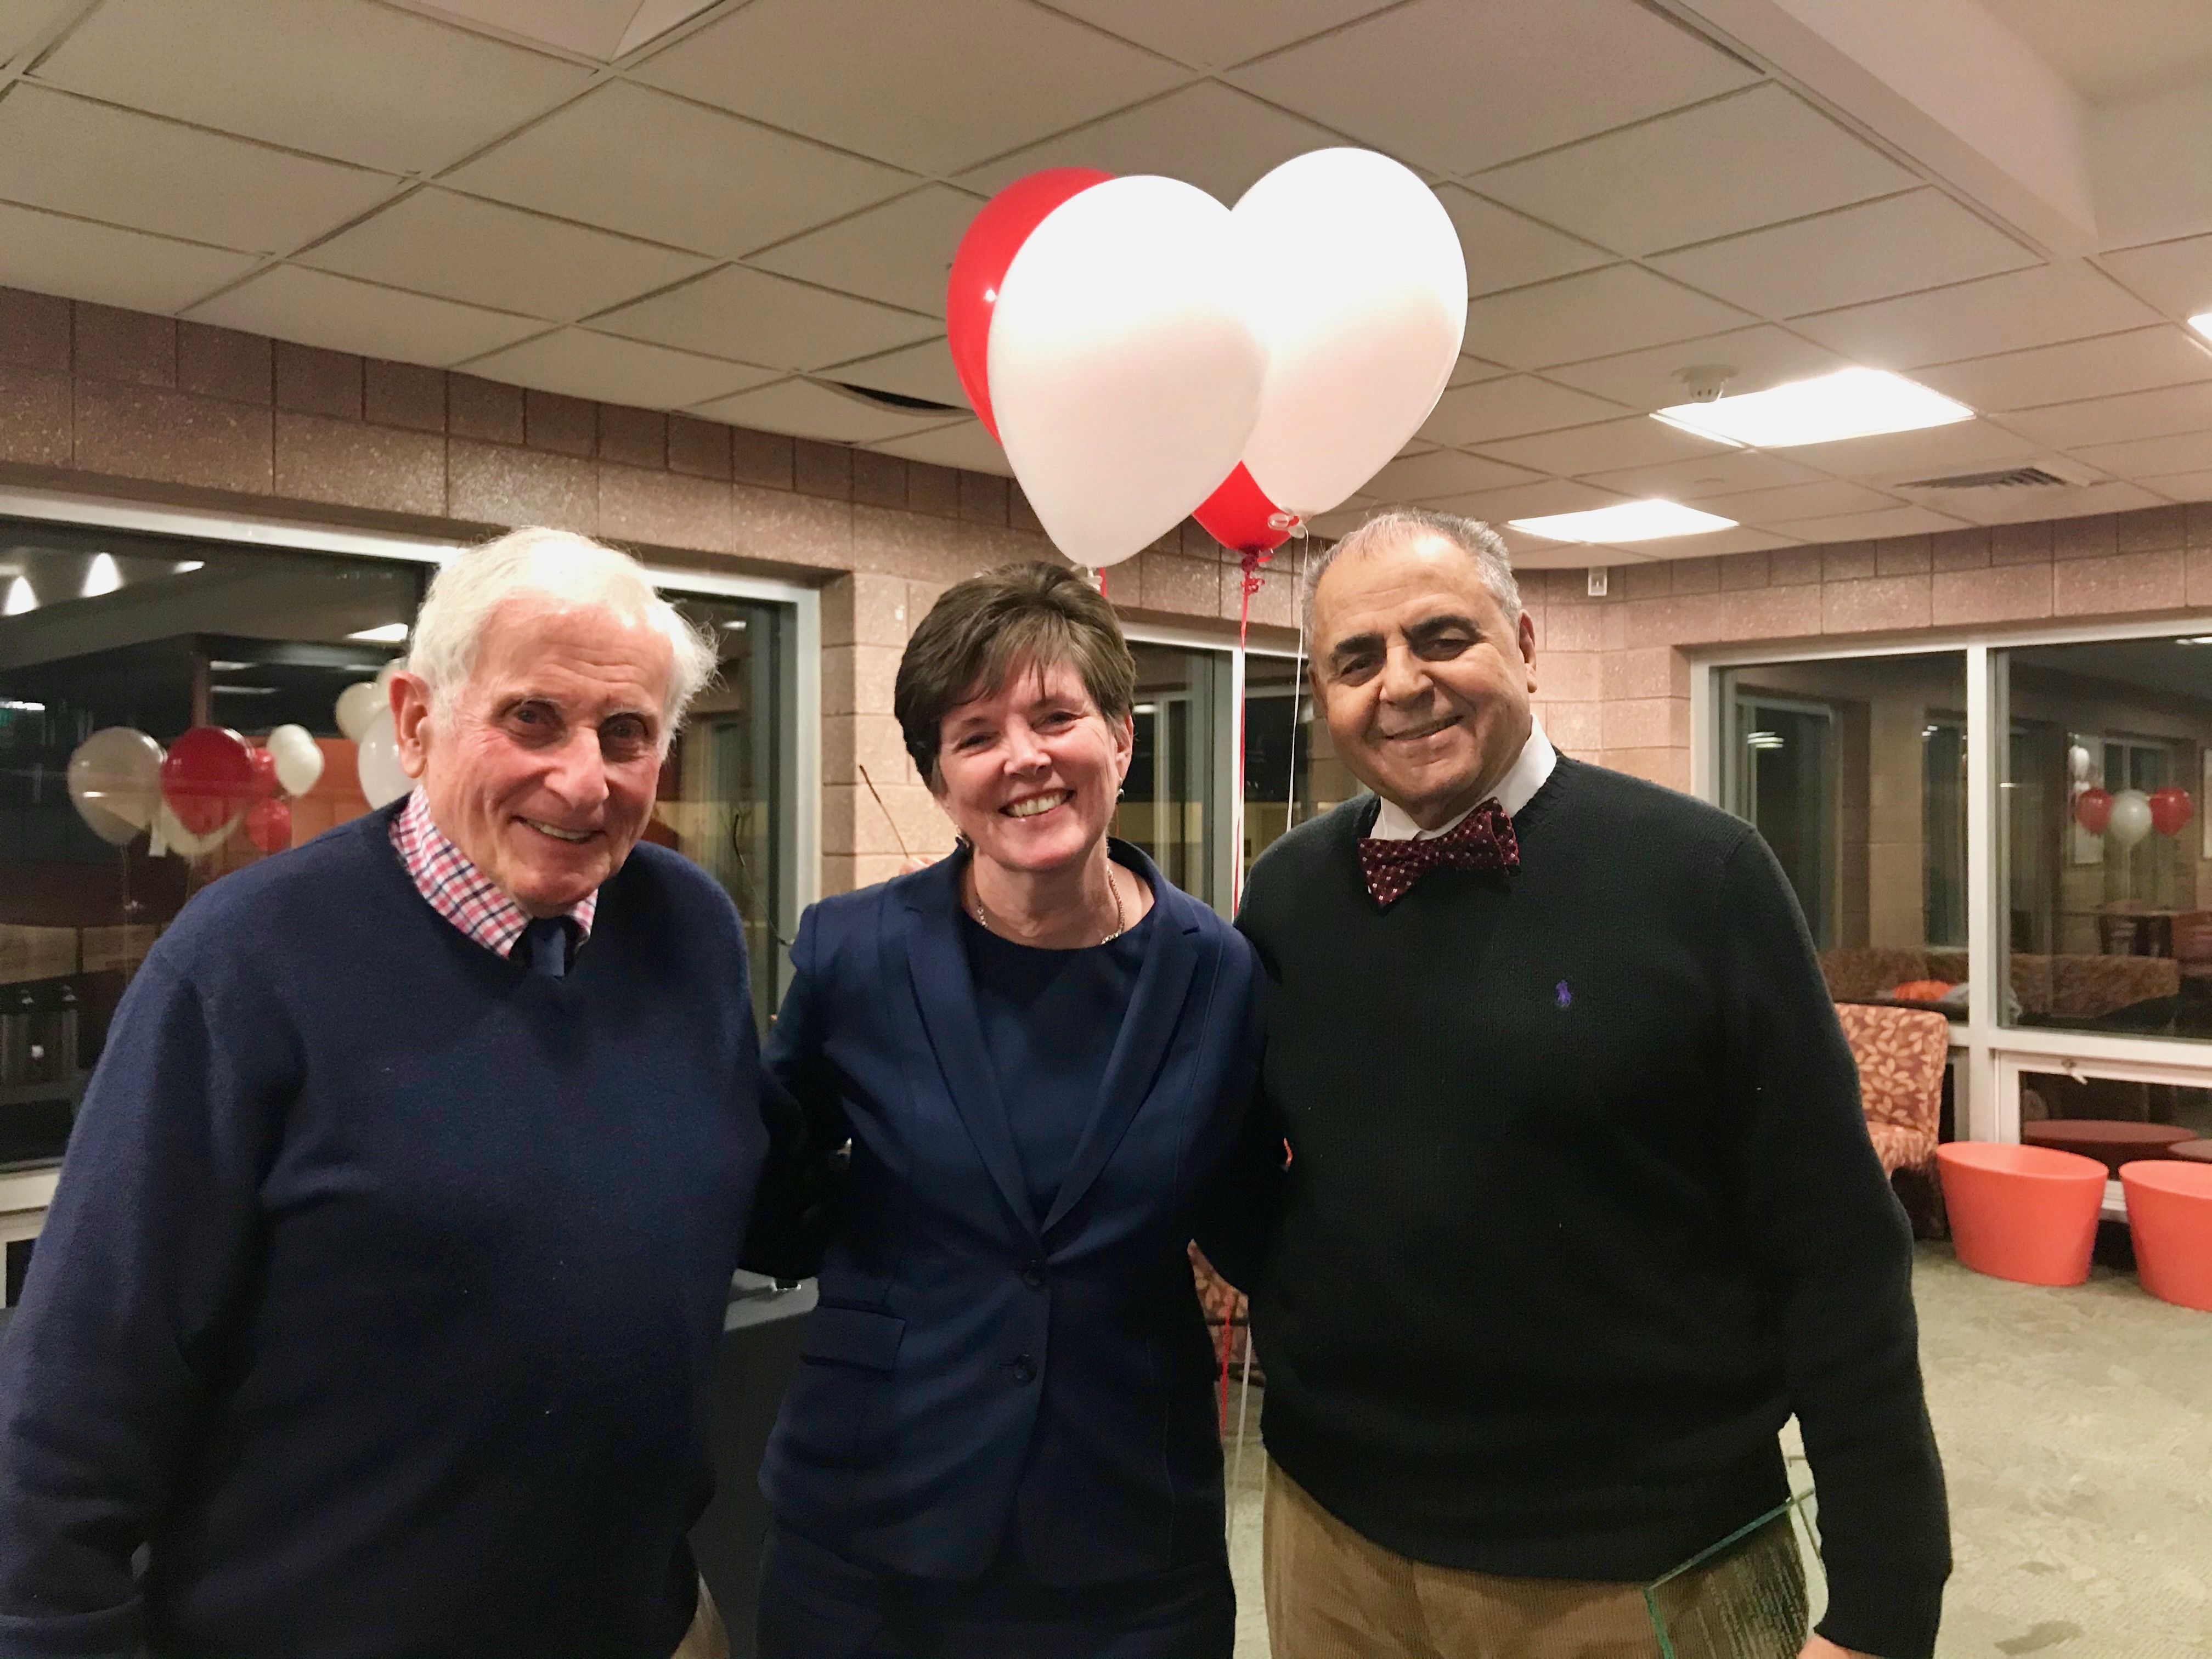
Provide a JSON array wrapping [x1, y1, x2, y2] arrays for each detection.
[[0, 807, 771, 1659]]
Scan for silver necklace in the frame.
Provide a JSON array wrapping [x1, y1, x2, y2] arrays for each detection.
[[973, 862, 1127, 945]]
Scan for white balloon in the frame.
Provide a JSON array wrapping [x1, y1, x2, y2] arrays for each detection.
[[989, 174, 1265, 568], [356, 708, 412, 809], [151, 800, 237, 859], [1232, 149, 1467, 516], [335, 680, 384, 742], [2108, 788, 2153, 851], [266, 723, 326, 797], [375, 657, 404, 694], [67, 727, 163, 844]]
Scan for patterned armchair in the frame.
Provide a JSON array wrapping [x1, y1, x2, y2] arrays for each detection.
[[1834, 1002, 1949, 1178]]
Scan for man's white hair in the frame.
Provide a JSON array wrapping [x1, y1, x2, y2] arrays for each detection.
[[406, 527, 719, 749], [1301, 508, 1523, 639]]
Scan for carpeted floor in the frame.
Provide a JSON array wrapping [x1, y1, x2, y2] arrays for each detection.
[[1224, 1243, 2212, 1656]]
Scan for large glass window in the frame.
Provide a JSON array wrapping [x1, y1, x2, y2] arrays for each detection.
[[1718, 653, 1970, 1016], [1242, 651, 1364, 874], [1997, 637, 2212, 1040], [1115, 643, 1221, 905], [1, 518, 798, 1184]]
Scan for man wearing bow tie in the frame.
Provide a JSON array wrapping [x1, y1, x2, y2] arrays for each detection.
[[1234, 509, 1949, 1659]]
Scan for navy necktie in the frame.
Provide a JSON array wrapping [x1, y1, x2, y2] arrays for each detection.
[[517, 916, 572, 979]]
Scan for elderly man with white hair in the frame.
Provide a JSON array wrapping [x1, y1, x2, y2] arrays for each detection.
[[0, 528, 812, 1659]]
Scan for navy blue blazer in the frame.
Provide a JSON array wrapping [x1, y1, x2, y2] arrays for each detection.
[[759, 844, 1265, 1584]]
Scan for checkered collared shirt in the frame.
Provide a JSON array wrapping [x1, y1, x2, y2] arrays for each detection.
[[390, 788, 596, 963]]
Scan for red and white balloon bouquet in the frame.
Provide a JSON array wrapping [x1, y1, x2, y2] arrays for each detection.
[[947, 149, 1468, 571]]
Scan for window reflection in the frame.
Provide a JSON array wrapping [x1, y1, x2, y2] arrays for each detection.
[[1718, 653, 1970, 1018], [1114, 644, 1217, 904]]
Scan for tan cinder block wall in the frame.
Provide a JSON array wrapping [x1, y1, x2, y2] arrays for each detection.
[[11, 286, 2212, 893]]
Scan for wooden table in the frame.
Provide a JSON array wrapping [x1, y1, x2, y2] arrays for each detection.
[[2023, 1118, 2194, 1177]]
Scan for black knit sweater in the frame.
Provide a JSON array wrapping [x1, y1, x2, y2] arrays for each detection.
[[1237, 757, 1949, 1659]]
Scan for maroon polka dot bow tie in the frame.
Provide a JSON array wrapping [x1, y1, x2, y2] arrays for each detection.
[[1358, 798, 1520, 907]]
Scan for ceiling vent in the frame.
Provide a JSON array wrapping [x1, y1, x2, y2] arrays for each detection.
[[1897, 466, 2080, 491], [828, 381, 964, 416]]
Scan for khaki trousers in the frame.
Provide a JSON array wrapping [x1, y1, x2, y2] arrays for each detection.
[[1263, 1464, 1806, 1659], [672, 1575, 731, 1659]]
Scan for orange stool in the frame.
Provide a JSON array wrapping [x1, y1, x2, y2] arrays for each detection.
[[2119, 1160, 2212, 1312], [1937, 1142, 2107, 1286]]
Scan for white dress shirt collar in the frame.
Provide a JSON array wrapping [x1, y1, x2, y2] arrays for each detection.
[[1368, 719, 1557, 842]]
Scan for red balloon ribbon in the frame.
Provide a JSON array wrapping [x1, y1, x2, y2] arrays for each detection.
[[1194, 463, 1299, 558], [946, 167, 1114, 438]]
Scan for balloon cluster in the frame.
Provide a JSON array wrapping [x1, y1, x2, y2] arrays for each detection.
[[2072, 777, 2193, 849], [948, 150, 1467, 569], [61, 658, 411, 859], [66, 721, 321, 858]]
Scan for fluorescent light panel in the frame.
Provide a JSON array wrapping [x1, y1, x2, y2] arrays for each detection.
[[2192, 312, 2212, 343], [347, 622, 410, 643], [1654, 366, 1972, 448], [1508, 500, 1737, 543]]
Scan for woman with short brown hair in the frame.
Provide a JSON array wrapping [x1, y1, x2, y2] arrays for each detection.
[[755, 561, 1266, 1658]]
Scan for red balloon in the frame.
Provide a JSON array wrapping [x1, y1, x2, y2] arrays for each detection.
[[2075, 786, 2114, 836], [244, 796, 292, 855], [248, 745, 278, 798], [946, 167, 1114, 438], [1194, 464, 1299, 556], [161, 726, 259, 836], [2149, 786, 2194, 837]]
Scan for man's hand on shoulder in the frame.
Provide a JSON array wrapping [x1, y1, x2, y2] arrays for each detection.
[[1802, 1636, 1876, 1659]]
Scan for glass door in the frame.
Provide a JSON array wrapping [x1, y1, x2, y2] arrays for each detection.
[[1116, 642, 1220, 905], [1729, 692, 1838, 947]]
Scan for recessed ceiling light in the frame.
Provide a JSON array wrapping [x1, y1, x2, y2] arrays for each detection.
[[212, 684, 278, 695], [207, 659, 254, 672], [174, 560, 205, 574], [1508, 500, 1738, 543], [3, 576, 34, 616], [347, 622, 410, 643], [2176, 635, 2212, 645], [81, 553, 121, 598], [1653, 366, 1972, 448], [2192, 312, 2212, 343]]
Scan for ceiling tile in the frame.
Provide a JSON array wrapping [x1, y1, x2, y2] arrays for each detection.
[[0, 199, 258, 313], [1700, 478, 1906, 524], [1604, 524, 1800, 560], [1432, 186, 1612, 297], [1423, 478, 1634, 523], [632, 0, 1187, 176], [1650, 190, 2038, 319], [1361, 448, 1545, 502], [445, 82, 914, 262], [0, 0, 72, 64], [1790, 262, 2164, 369], [1579, 448, 1829, 502], [2072, 428, 2212, 480], [1542, 324, 1848, 410], [188, 266, 545, 366], [1921, 478, 2167, 524], [1999, 381, 2212, 450], [1462, 265, 1754, 369], [0, 84, 397, 255], [957, 81, 1342, 207], [689, 378, 964, 443], [1034, 0, 1393, 70], [2140, 468, 2212, 504], [301, 189, 713, 323], [460, 328, 778, 409], [33, 0, 592, 176], [870, 419, 1014, 476], [1224, 0, 1758, 177], [2099, 232, 2212, 321], [1793, 417, 2055, 482], [431, 0, 715, 60], [1473, 86, 1911, 257], [596, 266, 938, 370], [825, 338, 969, 408], [1449, 355, 1513, 387], [1914, 326, 2212, 411], [1417, 375, 1632, 445], [1507, 534, 1652, 571], [748, 185, 982, 315], [1760, 503, 1965, 540], [1474, 414, 1737, 476]]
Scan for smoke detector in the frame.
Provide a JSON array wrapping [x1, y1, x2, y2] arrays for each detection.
[[1672, 364, 1737, 404]]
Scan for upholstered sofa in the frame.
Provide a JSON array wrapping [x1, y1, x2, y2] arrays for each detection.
[[1819, 946, 2179, 1022]]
